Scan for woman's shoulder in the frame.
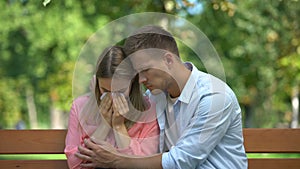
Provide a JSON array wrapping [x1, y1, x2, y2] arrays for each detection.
[[72, 94, 90, 107]]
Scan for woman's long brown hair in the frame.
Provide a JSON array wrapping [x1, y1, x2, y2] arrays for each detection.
[[94, 46, 147, 113]]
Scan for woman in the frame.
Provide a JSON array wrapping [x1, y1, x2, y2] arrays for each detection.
[[64, 46, 159, 169]]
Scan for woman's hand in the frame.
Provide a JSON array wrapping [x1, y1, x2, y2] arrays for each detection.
[[99, 93, 113, 126], [111, 93, 129, 128], [90, 93, 113, 142], [111, 93, 131, 148]]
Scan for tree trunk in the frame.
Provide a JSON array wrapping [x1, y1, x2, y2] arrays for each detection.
[[291, 86, 299, 128], [244, 104, 254, 128], [26, 87, 38, 129], [50, 104, 65, 129]]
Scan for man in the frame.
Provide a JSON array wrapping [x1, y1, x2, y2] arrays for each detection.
[[75, 25, 248, 168]]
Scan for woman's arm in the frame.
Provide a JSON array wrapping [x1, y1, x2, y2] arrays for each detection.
[[64, 98, 85, 169], [113, 121, 131, 148], [90, 93, 113, 143], [111, 94, 131, 148], [90, 121, 111, 143], [112, 94, 159, 155], [116, 120, 159, 155]]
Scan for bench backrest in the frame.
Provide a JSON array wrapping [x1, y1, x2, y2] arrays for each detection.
[[244, 129, 300, 169], [0, 130, 67, 169], [0, 129, 300, 169]]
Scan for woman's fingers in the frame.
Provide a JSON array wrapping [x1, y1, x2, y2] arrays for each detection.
[[119, 93, 128, 106], [99, 93, 113, 125], [112, 93, 129, 115], [100, 93, 112, 110]]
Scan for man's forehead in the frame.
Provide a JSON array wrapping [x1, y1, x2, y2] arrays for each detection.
[[133, 64, 149, 71], [129, 54, 151, 69], [129, 50, 164, 66], [129, 52, 151, 62], [129, 48, 165, 59]]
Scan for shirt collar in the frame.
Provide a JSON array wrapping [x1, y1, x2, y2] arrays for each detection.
[[178, 62, 199, 104]]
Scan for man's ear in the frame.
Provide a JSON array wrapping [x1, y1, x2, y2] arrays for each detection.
[[163, 52, 174, 66]]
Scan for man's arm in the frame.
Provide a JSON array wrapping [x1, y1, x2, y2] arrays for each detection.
[[115, 153, 163, 169], [75, 139, 163, 169]]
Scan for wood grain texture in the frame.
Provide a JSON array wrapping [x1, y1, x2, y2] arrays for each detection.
[[248, 159, 300, 169], [1, 129, 300, 169], [243, 128, 300, 153], [0, 130, 67, 154]]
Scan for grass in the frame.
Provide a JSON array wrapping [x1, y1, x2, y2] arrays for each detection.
[[0, 154, 66, 160], [247, 153, 300, 158], [0, 153, 300, 160]]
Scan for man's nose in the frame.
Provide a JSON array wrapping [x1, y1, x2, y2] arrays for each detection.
[[138, 73, 146, 83]]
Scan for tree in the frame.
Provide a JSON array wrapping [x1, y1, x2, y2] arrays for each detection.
[[1, 0, 298, 129], [0, 0, 168, 129], [180, 0, 300, 127]]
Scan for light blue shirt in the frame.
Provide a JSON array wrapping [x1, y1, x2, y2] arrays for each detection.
[[148, 63, 248, 169]]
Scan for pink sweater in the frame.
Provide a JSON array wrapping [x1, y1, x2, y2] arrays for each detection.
[[64, 95, 159, 169]]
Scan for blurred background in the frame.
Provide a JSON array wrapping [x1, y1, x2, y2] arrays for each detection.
[[0, 0, 299, 129]]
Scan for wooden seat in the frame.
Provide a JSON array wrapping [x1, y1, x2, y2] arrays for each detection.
[[0, 130, 68, 169], [244, 128, 300, 169], [0, 129, 300, 169]]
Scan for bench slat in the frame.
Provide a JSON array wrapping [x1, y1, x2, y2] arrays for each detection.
[[0, 130, 67, 154], [1, 129, 300, 169], [0, 160, 68, 169], [248, 158, 300, 169], [2, 129, 299, 154], [243, 128, 300, 153]]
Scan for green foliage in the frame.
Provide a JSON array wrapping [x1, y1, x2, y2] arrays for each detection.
[[0, 0, 299, 128], [183, 0, 300, 127], [0, 78, 22, 128], [0, 0, 168, 128]]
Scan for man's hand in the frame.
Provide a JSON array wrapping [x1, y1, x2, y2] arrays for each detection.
[[75, 139, 120, 168], [75, 139, 163, 169]]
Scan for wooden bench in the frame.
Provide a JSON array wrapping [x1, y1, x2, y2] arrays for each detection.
[[0, 129, 300, 169], [0, 130, 68, 169]]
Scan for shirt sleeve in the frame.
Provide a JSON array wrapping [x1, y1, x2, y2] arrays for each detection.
[[117, 120, 160, 156], [162, 92, 234, 169], [64, 99, 87, 169]]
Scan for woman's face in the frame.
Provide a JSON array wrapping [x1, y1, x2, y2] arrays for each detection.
[[98, 78, 131, 97]]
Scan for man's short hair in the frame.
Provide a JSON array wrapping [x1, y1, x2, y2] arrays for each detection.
[[124, 25, 179, 57]]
